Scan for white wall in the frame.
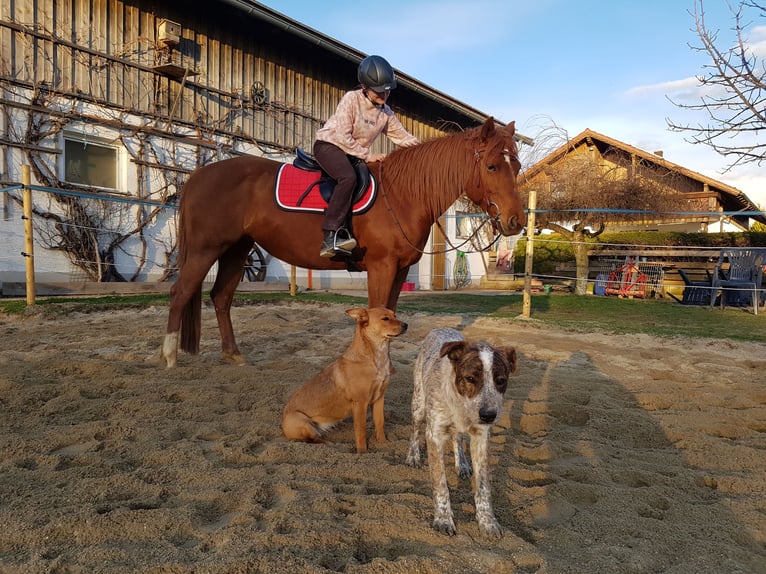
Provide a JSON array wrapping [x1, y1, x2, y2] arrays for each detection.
[[1, 86, 512, 292]]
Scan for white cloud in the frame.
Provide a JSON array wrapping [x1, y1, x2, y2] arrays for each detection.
[[739, 24, 766, 58], [625, 21, 766, 105], [625, 77, 700, 98], [624, 73, 732, 109]]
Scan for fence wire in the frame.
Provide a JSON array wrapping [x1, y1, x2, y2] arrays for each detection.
[[1, 182, 764, 305]]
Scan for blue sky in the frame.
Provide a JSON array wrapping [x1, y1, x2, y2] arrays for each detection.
[[258, 0, 766, 207]]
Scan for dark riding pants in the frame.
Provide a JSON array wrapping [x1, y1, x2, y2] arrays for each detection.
[[313, 140, 357, 232]]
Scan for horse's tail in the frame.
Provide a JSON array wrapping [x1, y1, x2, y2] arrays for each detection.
[[176, 197, 202, 355], [180, 289, 202, 354]]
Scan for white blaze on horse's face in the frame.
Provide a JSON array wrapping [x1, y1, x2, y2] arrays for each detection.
[[477, 127, 525, 237]]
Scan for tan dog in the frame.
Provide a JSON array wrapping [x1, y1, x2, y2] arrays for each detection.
[[281, 307, 408, 453]]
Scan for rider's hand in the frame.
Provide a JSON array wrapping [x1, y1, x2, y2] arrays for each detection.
[[368, 153, 386, 162]]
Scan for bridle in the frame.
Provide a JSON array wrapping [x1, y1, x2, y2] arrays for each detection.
[[377, 146, 516, 256], [472, 145, 519, 237]]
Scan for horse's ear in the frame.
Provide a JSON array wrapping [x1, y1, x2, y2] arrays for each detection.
[[479, 117, 496, 142], [507, 121, 516, 136]]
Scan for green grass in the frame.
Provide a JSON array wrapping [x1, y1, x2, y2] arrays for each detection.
[[399, 292, 766, 342], [1, 290, 764, 343]]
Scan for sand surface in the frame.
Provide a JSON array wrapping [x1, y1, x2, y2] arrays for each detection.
[[0, 300, 765, 573]]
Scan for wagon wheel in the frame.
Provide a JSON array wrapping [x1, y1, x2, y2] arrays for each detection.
[[241, 244, 268, 282]]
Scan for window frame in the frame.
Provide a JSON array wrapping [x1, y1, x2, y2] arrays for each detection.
[[61, 130, 125, 193], [455, 211, 484, 240]]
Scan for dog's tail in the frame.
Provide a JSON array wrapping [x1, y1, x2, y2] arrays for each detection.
[[282, 410, 334, 443]]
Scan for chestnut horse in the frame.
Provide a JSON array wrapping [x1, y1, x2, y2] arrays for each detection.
[[161, 117, 524, 367]]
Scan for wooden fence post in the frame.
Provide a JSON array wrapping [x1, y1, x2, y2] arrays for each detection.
[[22, 165, 35, 306], [522, 189, 536, 318]]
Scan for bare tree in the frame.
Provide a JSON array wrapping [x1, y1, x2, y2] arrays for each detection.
[[520, 120, 680, 295], [667, 0, 766, 171], [518, 115, 571, 168], [2, 19, 315, 283]]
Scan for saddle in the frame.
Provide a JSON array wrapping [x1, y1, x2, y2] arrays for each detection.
[[274, 149, 376, 215], [292, 147, 371, 205]]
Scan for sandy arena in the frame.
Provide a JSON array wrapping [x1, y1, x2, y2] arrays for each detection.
[[0, 300, 764, 573]]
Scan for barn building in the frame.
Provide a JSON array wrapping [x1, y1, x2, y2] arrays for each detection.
[[0, 0, 529, 292]]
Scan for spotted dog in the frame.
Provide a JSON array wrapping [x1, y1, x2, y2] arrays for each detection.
[[405, 328, 517, 536]]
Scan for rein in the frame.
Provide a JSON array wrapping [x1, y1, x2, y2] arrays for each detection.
[[475, 145, 518, 233], [435, 217, 496, 254]]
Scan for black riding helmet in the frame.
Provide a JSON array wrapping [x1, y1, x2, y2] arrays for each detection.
[[357, 55, 397, 92]]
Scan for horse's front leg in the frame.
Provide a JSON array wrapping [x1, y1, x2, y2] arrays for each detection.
[[366, 260, 400, 309], [386, 266, 411, 311], [210, 239, 253, 365]]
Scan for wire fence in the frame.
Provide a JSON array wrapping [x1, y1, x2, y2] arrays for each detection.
[[512, 235, 766, 310], [1, 182, 181, 284], [2, 181, 765, 308]]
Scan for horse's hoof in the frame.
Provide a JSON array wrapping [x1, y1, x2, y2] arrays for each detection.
[[161, 333, 179, 369], [159, 348, 177, 369], [222, 353, 247, 365]]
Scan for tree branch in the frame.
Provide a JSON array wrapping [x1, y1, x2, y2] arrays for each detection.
[[667, 0, 766, 170]]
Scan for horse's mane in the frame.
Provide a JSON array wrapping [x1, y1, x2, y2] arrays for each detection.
[[379, 124, 501, 217]]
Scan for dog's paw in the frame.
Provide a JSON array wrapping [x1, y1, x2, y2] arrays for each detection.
[[457, 462, 472, 480], [433, 517, 457, 536], [405, 445, 421, 467], [405, 455, 422, 467], [478, 516, 503, 538]]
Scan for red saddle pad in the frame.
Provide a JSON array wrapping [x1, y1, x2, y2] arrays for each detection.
[[274, 164, 376, 214]]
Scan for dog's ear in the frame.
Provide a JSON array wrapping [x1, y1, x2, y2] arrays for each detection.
[[440, 341, 467, 361], [346, 308, 369, 324], [498, 346, 518, 373]]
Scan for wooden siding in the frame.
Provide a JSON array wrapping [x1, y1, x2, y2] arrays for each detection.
[[1, 0, 458, 160]]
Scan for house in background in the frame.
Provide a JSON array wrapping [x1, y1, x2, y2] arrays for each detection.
[[521, 128, 766, 233], [0, 0, 530, 293], [505, 128, 766, 295]]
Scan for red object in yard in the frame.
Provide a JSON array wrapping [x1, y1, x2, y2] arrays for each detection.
[[401, 282, 415, 291], [604, 258, 648, 298]]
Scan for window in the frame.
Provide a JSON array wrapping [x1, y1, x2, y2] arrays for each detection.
[[455, 211, 483, 239], [64, 136, 118, 189]]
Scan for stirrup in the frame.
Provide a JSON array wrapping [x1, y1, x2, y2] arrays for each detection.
[[333, 228, 357, 253]]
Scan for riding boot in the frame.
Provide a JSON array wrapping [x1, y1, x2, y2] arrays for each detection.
[[320, 229, 357, 258], [320, 231, 336, 258]]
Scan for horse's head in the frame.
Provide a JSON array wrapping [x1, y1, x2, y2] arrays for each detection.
[[466, 118, 526, 236]]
